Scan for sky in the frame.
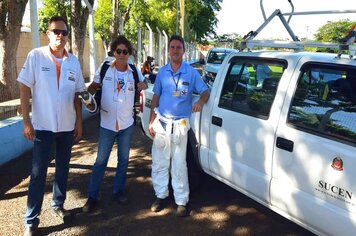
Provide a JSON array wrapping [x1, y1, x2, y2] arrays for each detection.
[[23, 0, 356, 40], [216, 0, 356, 40]]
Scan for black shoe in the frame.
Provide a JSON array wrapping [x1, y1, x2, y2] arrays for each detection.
[[176, 205, 188, 217], [113, 192, 128, 205], [24, 226, 39, 236], [82, 198, 98, 213], [151, 198, 165, 212], [52, 206, 73, 224]]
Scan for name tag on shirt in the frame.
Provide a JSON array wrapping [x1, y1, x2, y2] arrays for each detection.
[[67, 71, 76, 82]]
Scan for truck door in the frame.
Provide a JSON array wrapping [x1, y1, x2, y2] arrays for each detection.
[[271, 61, 356, 235], [207, 56, 287, 203]]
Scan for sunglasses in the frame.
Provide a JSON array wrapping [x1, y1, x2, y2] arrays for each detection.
[[116, 48, 129, 55], [50, 29, 69, 36]]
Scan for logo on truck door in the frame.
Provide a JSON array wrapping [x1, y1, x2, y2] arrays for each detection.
[[331, 157, 343, 171]]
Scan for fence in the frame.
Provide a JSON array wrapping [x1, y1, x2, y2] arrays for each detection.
[[140, 26, 202, 69], [1, 26, 203, 121]]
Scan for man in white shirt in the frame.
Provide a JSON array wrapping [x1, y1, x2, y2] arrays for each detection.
[[82, 35, 147, 213], [18, 16, 85, 236]]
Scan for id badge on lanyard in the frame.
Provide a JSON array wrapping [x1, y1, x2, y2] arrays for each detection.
[[171, 72, 181, 97]]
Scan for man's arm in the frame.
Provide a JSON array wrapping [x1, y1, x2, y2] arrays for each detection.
[[73, 93, 83, 142], [87, 81, 101, 94], [148, 94, 159, 137], [19, 83, 35, 141], [192, 89, 209, 113]]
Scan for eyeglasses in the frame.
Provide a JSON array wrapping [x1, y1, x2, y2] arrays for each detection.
[[50, 29, 69, 36], [116, 48, 129, 55]]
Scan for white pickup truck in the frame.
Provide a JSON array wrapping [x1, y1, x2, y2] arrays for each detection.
[[139, 49, 356, 235]]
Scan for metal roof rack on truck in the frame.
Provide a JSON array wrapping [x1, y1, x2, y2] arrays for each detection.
[[240, 0, 356, 59]]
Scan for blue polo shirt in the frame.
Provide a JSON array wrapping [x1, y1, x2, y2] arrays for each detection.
[[153, 61, 208, 119]]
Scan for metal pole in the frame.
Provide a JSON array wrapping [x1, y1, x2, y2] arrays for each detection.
[[83, 0, 96, 81], [146, 23, 153, 57], [162, 30, 168, 65], [156, 27, 162, 67], [30, 0, 40, 48], [133, 17, 142, 66], [176, 0, 179, 35]]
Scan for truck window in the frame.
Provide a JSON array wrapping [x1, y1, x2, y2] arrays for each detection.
[[218, 59, 286, 119], [288, 65, 356, 145]]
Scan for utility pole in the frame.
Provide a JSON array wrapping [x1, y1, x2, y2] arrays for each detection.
[[180, 0, 185, 37], [176, 0, 179, 35]]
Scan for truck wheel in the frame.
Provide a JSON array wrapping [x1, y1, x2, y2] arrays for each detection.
[[187, 144, 204, 197]]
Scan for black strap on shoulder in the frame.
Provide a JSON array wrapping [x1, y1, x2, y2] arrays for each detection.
[[100, 61, 110, 84], [129, 63, 140, 126], [129, 63, 139, 87]]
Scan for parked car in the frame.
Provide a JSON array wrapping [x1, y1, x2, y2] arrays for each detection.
[[202, 47, 237, 84]]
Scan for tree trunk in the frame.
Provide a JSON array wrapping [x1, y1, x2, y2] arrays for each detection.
[[110, 0, 120, 42], [70, 0, 94, 71], [0, 0, 28, 102]]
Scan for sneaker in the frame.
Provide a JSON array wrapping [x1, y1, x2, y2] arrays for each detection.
[[150, 198, 165, 212], [23, 226, 38, 236], [113, 192, 128, 205], [52, 206, 73, 224], [176, 205, 188, 217], [82, 198, 97, 213], [24, 218, 39, 236]]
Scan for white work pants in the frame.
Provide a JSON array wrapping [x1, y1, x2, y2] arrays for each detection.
[[151, 117, 190, 206]]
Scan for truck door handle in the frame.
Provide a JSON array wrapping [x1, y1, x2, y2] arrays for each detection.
[[276, 137, 294, 152], [212, 116, 222, 127]]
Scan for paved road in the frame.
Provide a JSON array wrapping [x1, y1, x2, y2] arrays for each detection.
[[0, 115, 315, 236]]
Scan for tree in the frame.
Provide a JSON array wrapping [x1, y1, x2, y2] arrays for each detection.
[[314, 19, 356, 43], [94, 0, 222, 49], [186, 0, 222, 42], [38, 0, 70, 33], [71, 0, 94, 68], [94, 0, 140, 52], [0, 0, 28, 102], [39, 0, 94, 70]]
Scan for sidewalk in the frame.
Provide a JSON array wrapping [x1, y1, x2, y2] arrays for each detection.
[[0, 114, 155, 236], [0, 89, 312, 236]]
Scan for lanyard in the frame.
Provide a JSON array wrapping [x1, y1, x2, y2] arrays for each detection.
[[171, 71, 181, 91]]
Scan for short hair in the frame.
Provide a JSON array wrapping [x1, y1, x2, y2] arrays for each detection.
[[169, 35, 185, 49], [110, 35, 133, 55], [47, 16, 68, 30]]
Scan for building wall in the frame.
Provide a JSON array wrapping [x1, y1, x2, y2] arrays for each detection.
[[16, 32, 106, 79]]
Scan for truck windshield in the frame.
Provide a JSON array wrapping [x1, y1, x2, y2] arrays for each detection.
[[207, 51, 231, 64]]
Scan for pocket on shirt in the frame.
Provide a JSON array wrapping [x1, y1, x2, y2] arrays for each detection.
[[62, 70, 76, 91]]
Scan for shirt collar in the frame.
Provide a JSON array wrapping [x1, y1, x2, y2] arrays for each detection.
[[48, 45, 69, 59], [111, 59, 133, 72], [167, 61, 187, 74]]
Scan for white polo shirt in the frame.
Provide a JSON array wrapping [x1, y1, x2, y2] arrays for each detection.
[[17, 46, 85, 132], [94, 60, 144, 132]]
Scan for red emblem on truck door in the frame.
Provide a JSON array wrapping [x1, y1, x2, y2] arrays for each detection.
[[331, 157, 343, 171]]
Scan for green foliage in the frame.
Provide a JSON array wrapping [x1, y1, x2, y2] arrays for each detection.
[[93, 0, 112, 43], [93, 0, 221, 46], [186, 0, 222, 42], [314, 19, 356, 43], [38, 0, 70, 33]]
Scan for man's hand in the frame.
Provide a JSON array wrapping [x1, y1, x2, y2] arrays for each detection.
[[23, 120, 35, 141], [137, 81, 147, 90], [148, 122, 156, 138], [192, 100, 204, 113], [74, 120, 83, 142], [192, 90, 209, 113]]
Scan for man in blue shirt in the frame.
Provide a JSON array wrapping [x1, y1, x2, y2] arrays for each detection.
[[148, 35, 209, 217]]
